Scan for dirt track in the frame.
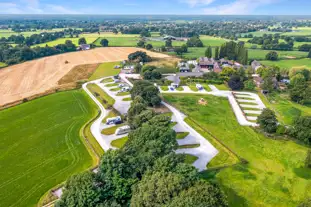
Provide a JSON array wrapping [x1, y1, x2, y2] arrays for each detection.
[[0, 47, 168, 106]]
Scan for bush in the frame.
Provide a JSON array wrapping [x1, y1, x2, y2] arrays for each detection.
[[265, 51, 278, 61], [276, 125, 286, 135], [257, 108, 278, 133], [305, 150, 311, 168]]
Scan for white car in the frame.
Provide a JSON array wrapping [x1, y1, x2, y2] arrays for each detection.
[[196, 84, 203, 90]]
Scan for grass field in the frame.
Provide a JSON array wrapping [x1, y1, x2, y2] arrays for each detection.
[[0, 28, 69, 38], [260, 58, 311, 69], [111, 136, 128, 148], [89, 62, 121, 80], [0, 90, 97, 207], [163, 94, 311, 207], [32, 35, 98, 47], [0, 62, 7, 68], [259, 92, 311, 125], [200, 35, 228, 47], [282, 27, 311, 36]]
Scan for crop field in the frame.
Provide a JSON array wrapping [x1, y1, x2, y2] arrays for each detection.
[[163, 94, 311, 207], [33, 35, 98, 47], [0, 90, 97, 207], [0, 47, 168, 107], [260, 58, 311, 69]]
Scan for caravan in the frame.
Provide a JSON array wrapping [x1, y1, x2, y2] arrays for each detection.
[[115, 125, 131, 135]]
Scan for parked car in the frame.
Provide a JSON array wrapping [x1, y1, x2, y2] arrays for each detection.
[[106, 116, 122, 125], [196, 84, 203, 90], [169, 86, 175, 91], [118, 83, 125, 88], [115, 125, 131, 135], [120, 86, 131, 92]]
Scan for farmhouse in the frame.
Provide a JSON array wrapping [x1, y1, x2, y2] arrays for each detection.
[[251, 60, 262, 71], [199, 57, 216, 70]]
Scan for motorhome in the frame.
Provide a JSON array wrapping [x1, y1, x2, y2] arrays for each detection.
[[106, 116, 122, 125], [115, 125, 131, 135]]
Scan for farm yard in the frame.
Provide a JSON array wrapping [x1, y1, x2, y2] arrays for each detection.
[[0, 90, 97, 207], [163, 94, 311, 207], [0, 47, 168, 107]]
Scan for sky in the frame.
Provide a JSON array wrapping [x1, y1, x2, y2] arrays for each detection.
[[0, 0, 311, 15]]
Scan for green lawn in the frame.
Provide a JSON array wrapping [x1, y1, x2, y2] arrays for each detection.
[[0, 90, 97, 207], [215, 84, 229, 90], [116, 92, 130, 96], [122, 97, 132, 101], [111, 136, 128, 148], [0, 62, 7, 68], [101, 124, 125, 135], [105, 83, 119, 87], [178, 144, 200, 149], [260, 58, 311, 70], [89, 62, 121, 80], [163, 94, 311, 207], [110, 88, 120, 92], [86, 83, 115, 108], [176, 132, 190, 139], [184, 154, 198, 164]]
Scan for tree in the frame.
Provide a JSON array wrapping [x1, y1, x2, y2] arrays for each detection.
[[145, 44, 153, 50], [244, 79, 256, 90], [262, 76, 274, 92], [140, 30, 151, 37], [305, 150, 311, 168], [100, 38, 109, 47], [128, 51, 152, 62], [265, 51, 278, 61], [167, 181, 228, 207], [257, 108, 278, 133], [130, 171, 192, 207], [175, 47, 185, 57], [181, 44, 188, 53], [228, 75, 244, 90], [186, 36, 203, 47], [137, 40, 145, 48], [130, 80, 161, 106], [290, 116, 311, 144], [308, 49, 311, 58], [165, 39, 172, 47], [289, 73, 309, 103], [205, 46, 212, 58], [56, 172, 101, 207], [143, 71, 162, 80], [215, 46, 219, 60], [78, 37, 87, 45], [112, 28, 118, 34]]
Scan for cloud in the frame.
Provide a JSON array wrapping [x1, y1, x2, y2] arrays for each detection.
[[0, 2, 23, 13], [203, 0, 278, 15], [44, 4, 80, 14], [20, 0, 39, 7], [182, 0, 215, 7]]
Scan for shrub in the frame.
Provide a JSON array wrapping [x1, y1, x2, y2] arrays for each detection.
[[257, 108, 278, 133], [276, 125, 286, 135]]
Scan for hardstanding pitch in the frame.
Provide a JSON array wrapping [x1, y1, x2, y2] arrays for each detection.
[[0, 47, 168, 107]]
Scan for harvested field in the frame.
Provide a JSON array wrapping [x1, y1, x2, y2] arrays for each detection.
[[0, 47, 168, 107]]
